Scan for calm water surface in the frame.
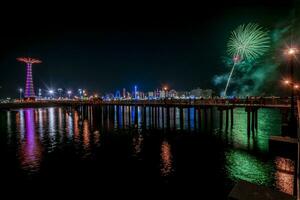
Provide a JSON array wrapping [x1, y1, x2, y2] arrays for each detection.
[[0, 106, 295, 198]]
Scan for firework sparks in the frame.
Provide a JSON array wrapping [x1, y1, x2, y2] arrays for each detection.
[[224, 23, 270, 97]]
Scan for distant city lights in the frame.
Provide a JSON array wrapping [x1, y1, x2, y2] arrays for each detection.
[[11, 84, 214, 102]]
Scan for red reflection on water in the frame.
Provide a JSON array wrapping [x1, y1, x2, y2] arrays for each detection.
[[83, 120, 90, 151], [94, 130, 101, 146], [275, 156, 295, 195], [132, 134, 143, 157], [65, 112, 73, 137], [74, 111, 80, 141], [160, 141, 173, 176], [19, 109, 42, 172]]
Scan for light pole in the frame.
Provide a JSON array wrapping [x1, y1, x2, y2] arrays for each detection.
[[49, 89, 54, 99], [38, 88, 42, 99], [78, 89, 82, 99], [163, 86, 168, 99], [58, 88, 63, 99], [285, 47, 298, 137], [19, 88, 23, 101], [67, 90, 72, 99]]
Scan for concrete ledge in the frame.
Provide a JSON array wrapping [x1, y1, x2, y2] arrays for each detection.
[[269, 136, 298, 157], [270, 136, 298, 144], [228, 180, 296, 200]]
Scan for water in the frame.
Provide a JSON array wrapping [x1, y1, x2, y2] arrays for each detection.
[[0, 106, 296, 198]]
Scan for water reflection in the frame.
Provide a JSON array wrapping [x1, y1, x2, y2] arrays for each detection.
[[219, 108, 281, 153], [132, 133, 143, 157], [38, 109, 44, 139], [1, 106, 295, 196], [83, 119, 91, 154], [160, 140, 173, 176], [74, 110, 80, 142], [19, 109, 42, 173], [7, 111, 12, 135], [66, 112, 73, 138], [274, 156, 295, 195], [225, 149, 273, 185]]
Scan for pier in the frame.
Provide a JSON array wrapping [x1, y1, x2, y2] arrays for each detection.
[[0, 98, 291, 134]]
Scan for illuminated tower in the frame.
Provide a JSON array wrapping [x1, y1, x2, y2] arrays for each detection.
[[123, 88, 126, 98], [17, 57, 42, 100], [134, 85, 138, 99]]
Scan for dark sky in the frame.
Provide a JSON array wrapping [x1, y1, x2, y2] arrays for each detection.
[[0, 0, 297, 97]]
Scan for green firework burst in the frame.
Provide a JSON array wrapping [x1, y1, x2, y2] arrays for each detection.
[[227, 23, 270, 62]]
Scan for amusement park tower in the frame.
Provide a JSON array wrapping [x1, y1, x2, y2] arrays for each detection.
[[17, 57, 42, 100]]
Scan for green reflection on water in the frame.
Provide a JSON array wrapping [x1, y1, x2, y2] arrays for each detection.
[[225, 149, 274, 185], [222, 108, 295, 194], [219, 108, 281, 153]]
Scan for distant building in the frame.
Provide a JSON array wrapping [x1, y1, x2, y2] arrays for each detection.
[[105, 93, 114, 100], [168, 89, 177, 98], [127, 92, 132, 99], [202, 89, 213, 98], [134, 86, 138, 99], [115, 90, 121, 99], [190, 88, 213, 98], [155, 89, 160, 98], [177, 91, 190, 98], [148, 91, 154, 98], [159, 90, 166, 98], [190, 88, 202, 98]]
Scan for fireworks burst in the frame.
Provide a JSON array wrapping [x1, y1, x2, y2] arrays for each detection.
[[224, 23, 270, 97], [227, 23, 270, 61]]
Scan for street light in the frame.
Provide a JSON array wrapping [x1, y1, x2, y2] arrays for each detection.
[[67, 90, 72, 99], [83, 89, 87, 97], [78, 89, 82, 99], [163, 86, 168, 99], [285, 46, 298, 137], [284, 80, 290, 85], [38, 88, 42, 99], [57, 88, 63, 99], [49, 89, 54, 99], [19, 88, 23, 101]]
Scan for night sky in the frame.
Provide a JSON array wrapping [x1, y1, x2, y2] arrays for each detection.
[[0, 0, 297, 97]]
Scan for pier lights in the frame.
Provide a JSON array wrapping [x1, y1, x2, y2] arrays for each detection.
[[163, 86, 168, 98], [57, 88, 63, 98], [284, 46, 298, 137], [38, 88, 42, 98], [78, 89, 82, 98], [286, 47, 298, 56], [284, 80, 290, 85], [67, 90, 72, 99], [83, 89, 87, 97], [19, 88, 23, 101], [48, 90, 54, 99]]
